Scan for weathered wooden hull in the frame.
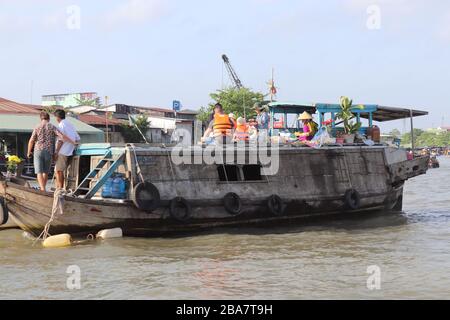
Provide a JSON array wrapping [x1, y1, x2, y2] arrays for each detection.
[[0, 219, 18, 230], [0, 146, 429, 238], [2, 182, 394, 237]]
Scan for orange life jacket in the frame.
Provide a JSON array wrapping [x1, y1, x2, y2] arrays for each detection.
[[234, 124, 249, 141], [213, 113, 232, 136]]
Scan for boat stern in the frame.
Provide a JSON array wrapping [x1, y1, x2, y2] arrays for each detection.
[[387, 155, 429, 184]]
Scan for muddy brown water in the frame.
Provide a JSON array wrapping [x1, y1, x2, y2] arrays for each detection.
[[0, 158, 449, 299]]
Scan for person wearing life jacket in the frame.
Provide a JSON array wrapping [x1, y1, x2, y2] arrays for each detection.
[[228, 113, 237, 130], [297, 111, 318, 142], [233, 117, 250, 142], [201, 103, 234, 144]]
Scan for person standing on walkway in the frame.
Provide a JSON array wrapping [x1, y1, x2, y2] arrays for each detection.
[[54, 110, 80, 189], [27, 111, 74, 192], [254, 103, 270, 144]]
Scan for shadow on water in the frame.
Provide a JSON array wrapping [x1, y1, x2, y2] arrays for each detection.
[[155, 210, 410, 239]]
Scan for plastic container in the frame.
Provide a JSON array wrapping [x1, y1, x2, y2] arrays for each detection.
[[358, 127, 368, 136], [369, 126, 381, 143], [96, 228, 123, 240], [43, 234, 72, 248], [101, 177, 114, 199], [111, 174, 127, 199]]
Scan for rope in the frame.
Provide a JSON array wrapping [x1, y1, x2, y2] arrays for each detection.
[[127, 144, 145, 183], [33, 188, 66, 246], [162, 144, 179, 197], [342, 150, 353, 189]]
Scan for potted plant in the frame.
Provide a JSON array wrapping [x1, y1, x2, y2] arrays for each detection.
[[5, 155, 22, 178], [336, 96, 364, 144]]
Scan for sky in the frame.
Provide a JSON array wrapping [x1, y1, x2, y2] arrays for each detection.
[[1, 0, 449, 132]]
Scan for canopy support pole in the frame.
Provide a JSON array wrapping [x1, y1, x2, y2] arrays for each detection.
[[410, 109, 415, 151]]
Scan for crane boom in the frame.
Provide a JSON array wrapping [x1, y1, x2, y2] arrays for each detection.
[[222, 54, 243, 89]]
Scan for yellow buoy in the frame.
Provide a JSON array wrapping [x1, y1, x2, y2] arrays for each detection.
[[43, 234, 72, 248]]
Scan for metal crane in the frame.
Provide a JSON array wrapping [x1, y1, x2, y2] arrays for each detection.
[[222, 54, 243, 89]]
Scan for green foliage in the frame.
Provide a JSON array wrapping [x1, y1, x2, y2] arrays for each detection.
[[417, 132, 446, 147], [74, 97, 100, 107], [42, 105, 71, 115], [119, 114, 150, 143], [197, 87, 265, 123], [42, 105, 59, 114], [389, 129, 401, 138], [336, 96, 364, 134], [401, 129, 425, 146], [401, 129, 450, 147]]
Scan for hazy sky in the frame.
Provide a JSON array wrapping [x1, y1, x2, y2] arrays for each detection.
[[1, 0, 449, 131]]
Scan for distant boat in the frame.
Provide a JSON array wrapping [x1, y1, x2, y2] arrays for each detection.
[[429, 156, 440, 169]]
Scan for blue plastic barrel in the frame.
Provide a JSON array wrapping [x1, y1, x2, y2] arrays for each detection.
[[111, 174, 127, 199], [101, 177, 114, 198]]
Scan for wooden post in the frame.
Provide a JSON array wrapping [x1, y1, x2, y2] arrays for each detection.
[[410, 109, 415, 151], [105, 96, 109, 144]]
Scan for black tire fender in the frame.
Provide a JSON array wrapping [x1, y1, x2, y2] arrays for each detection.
[[169, 197, 192, 222], [0, 197, 8, 226], [132, 181, 161, 213], [223, 193, 242, 216], [344, 189, 361, 210], [267, 195, 285, 216]]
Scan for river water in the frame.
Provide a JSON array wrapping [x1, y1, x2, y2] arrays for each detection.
[[0, 158, 449, 300]]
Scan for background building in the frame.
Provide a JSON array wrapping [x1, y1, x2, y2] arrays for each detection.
[[42, 92, 100, 109], [0, 97, 104, 159]]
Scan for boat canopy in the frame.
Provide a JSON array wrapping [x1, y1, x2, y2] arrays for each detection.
[[267, 102, 317, 136], [266, 101, 428, 137], [359, 106, 428, 122], [314, 103, 428, 127], [267, 102, 316, 114]]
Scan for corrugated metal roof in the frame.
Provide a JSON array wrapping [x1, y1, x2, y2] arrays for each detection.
[[0, 114, 104, 134], [78, 114, 125, 126], [0, 98, 40, 114], [21, 103, 49, 111]]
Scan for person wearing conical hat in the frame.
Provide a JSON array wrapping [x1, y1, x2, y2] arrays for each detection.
[[297, 111, 318, 142]]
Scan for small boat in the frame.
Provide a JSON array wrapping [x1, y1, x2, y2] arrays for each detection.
[[429, 156, 440, 169], [0, 103, 430, 238]]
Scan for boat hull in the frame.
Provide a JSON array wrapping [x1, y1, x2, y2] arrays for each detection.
[[3, 181, 401, 237], [0, 147, 429, 238]]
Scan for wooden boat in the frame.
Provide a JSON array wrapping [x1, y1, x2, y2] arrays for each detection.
[[0, 143, 429, 237], [429, 156, 440, 169], [0, 218, 18, 231], [0, 102, 430, 237]]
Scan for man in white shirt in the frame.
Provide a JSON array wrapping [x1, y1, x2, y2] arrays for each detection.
[[54, 110, 80, 189]]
